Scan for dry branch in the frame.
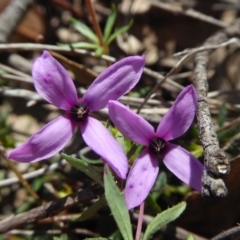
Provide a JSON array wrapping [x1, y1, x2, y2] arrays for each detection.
[[194, 19, 240, 197], [0, 184, 103, 233]]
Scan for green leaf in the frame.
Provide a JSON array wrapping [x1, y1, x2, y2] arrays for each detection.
[[58, 42, 98, 50], [151, 171, 167, 201], [107, 19, 133, 45], [53, 234, 69, 240], [78, 195, 106, 222], [61, 153, 103, 185], [79, 151, 102, 165], [95, 47, 104, 56], [109, 230, 123, 240], [146, 172, 168, 214], [104, 4, 117, 42], [146, 195, 162, 213], [218, 102, 227, 127], [114, 128, 128, 154], [104, 165, 133, 240], [70, 18, 99, 44], [31, 177, 49, 191], [187, 142, 203, 158], [127, 144, 143, 164], [85, 238, 108, 240], [143, 202, 186, 240], [218, 125, 240, 141], [16, 197, 35, 214], [189, 126, 199, 139], [187, 235, 195, 240]]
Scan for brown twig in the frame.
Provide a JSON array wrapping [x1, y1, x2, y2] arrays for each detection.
[[86, 0, 107, 53], [0, 184, 103, 233], [194, 19, 240, 197], [0, 152, 41, 204]]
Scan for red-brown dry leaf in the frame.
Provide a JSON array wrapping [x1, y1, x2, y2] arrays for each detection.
[[10, 5, 46, 42], [176, 158, 240, 238], [0, 0, 10, 13], [49, 51, 98, 86]]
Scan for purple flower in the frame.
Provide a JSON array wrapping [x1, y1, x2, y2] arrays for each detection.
[[108, 85, 204, 209], [8, 51, 145, 179]]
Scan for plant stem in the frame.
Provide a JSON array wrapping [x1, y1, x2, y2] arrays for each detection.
[[86, 0, 108, 54], [2, 152, 41, 204], [135, 201, 145, 240]]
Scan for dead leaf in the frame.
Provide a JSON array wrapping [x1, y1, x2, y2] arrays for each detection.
[[49, 51, 98, 86], [10, 5, 46, 42]]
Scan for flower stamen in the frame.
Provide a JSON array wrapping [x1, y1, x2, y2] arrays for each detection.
[[70, 103, 89, 122], [149, 137, 166, 154]]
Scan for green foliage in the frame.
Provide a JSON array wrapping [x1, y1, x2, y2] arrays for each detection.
[[165, 185, 190, 196], [151, 171, 167, 201], [58, 42, 98, 49], [104, 165, 133, 240], [146, 195, 162, 214], [146, 172, 168, 213], [111, 126, 129, 154], [78, 195, 106, 222], [53, 234, 69, 240], [106, 19, 133, 45], [108, 230, 124, 240], [189, 126, 199, 140], [78, 151, 102, 165], [187, 235, 195, 240], [129, 86, 151, 98], [60, 4, 133, 55], [187, 142, 203, 158], [16, 197, 35, 214], [85, 238, 108, 240], [61, 153, 103, 185], [0, 110, 15, 148], [104, 4, 117, 42], [70, 18, 99, 44], [31, 176, 51, 191], [218, 125, 240, 142], [143, 202, 186, 240], [218, 102, 227, 127]]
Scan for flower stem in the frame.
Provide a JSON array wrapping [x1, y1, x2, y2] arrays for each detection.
[[86, 0, 108, 54], [2, 152, 41, 204], [135, 201, 145, 240]]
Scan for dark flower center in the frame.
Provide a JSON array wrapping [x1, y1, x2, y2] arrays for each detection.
[[149, 137, 166, 154], [70, 103, 89, 122]]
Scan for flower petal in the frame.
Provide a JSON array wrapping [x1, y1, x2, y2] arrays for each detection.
[[156, 85, 197, 140], [32, 51, 78, 110], [80, 117, 128, 179], [162, 143, 203, 192], [8, 115, 76, 162], [109, 100, 154, 146], [82, 56, 145, 111], [124, 149, 159, 209]]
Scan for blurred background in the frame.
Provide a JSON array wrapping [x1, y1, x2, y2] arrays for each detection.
[[1, 0, 240, 239]]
